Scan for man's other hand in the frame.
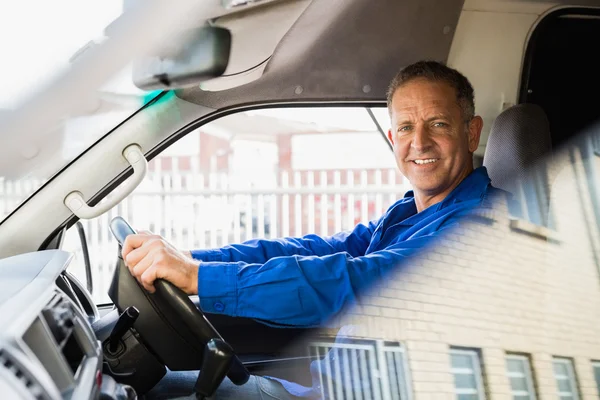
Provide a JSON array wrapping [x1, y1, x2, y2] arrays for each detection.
[[121, 232, 199, 295]]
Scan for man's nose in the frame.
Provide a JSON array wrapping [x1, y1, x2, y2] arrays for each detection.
[[411, 125, 433, 151]]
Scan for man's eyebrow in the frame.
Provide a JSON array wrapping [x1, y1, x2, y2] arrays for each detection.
[[395, 114, 451, 126], [425, 113, 451, 121], [395, 119, 413, 126]]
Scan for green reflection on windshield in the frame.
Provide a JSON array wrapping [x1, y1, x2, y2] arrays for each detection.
[[142, 90, 165, 105]]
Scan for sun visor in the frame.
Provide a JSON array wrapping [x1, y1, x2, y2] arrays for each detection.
[[200, 0, 312, 91], [179, 0, 465, 107]]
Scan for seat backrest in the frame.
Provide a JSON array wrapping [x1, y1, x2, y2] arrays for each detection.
[[483, 103, 552, 225]]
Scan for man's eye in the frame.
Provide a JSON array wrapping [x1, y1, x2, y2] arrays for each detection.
[[398, 126, 411, 133], [433, 122, 448, 128]]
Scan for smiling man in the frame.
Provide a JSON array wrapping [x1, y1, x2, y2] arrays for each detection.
[[387, 62, 484, 212], [124, 61, 500, 399]]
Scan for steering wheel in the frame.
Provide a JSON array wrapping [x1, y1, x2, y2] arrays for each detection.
[[107, 216, 249, 385]]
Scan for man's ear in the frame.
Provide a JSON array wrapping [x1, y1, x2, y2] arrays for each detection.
[[387, 129, 395, 146], [467, 116, 483, 153]]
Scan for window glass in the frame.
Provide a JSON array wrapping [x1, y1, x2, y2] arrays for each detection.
[[0, 1, 163, 223], [452, 354, 476, 369], [554, 362, 568, 376], [369, 107, 391, 134], [309, 339, 412, 400], [62, 106, 405, 304], [506, 355, 536, 400], [593, 363, 600, 396], [454, 373, 478, 389], [457, 395, 479, 400], [552, 358, 579, 400], [507, 359, 526, 374], [581, 133, 600, 239], [450, 349, 486, 400], [557, 379, 572, 393], [509, 377, 528, 391]]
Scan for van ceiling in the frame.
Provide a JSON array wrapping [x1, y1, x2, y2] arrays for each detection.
[[178, 0, 465, 108]]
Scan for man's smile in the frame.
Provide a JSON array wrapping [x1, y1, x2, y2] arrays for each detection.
[[412, 158, 439, 165]]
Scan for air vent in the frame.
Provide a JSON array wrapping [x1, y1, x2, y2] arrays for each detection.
[[0, 349, 47, 400]]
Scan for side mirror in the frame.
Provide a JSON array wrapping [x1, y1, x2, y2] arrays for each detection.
[[132, 26, 232, 90]]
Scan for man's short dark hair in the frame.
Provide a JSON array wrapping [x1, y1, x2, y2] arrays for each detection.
[[386, 61, 475, 121]]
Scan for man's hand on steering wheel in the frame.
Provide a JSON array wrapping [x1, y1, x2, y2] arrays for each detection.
[[122, 232, 199, 295]]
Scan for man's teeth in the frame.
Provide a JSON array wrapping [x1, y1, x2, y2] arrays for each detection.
[[414, 159, 437, 165]]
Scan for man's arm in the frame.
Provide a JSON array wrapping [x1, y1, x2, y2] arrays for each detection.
[[123, 204, 462, 328], [188, 218, 381, 264], [197, 223, 455, 327], [122, 217, 381, 294], [122, 214, 459, 327]]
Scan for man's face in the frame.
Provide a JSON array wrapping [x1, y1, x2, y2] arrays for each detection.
[[387, 78, 482, 202]]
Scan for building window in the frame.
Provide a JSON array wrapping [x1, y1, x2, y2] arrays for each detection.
[[506, 354, 537, 400], [552, 358, 580, 399], [592, 362, 600, 397], [309, 339, 412, 400], [450, 348, 486, 400]]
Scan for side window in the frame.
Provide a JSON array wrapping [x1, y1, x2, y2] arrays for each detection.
[[511, 166, 552, 228], [449, 348, 486, 400], [505, 354, 537, 400], [309, 339, 412, 400], [552, 357, 579, 400], [592, 361, 600, 397], [62, 106, 409, 303], [581, 131, 600, 234]]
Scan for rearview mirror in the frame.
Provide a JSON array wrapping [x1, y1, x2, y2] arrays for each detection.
[[132, 26, 231, 91]]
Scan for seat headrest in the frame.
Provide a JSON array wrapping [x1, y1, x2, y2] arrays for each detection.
[[483, 103, 552, 194]]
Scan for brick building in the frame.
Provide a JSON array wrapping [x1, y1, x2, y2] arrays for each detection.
[[321, 145, 600, 399]]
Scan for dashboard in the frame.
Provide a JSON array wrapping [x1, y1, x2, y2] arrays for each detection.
[[0, 250, 103, 400], [0, 248, 319, 399]]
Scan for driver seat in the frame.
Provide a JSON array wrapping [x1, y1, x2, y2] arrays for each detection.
[[483, 103, 553, 226]]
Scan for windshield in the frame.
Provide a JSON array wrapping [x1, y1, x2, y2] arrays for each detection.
[[0, 0, 161, 221]]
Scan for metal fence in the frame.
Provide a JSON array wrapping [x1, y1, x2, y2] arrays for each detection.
[[0, 158, 410, 303]]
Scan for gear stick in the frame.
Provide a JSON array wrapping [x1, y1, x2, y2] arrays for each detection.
[[194, 339, 238, 399]]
